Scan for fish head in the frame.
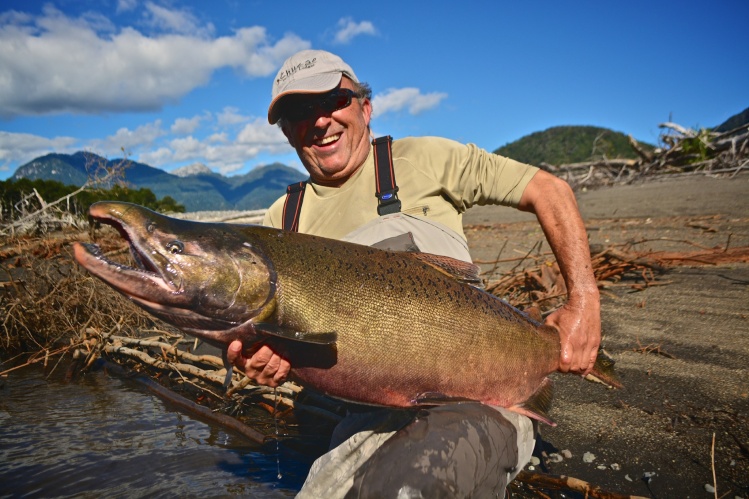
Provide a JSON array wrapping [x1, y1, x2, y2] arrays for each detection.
[[73, 202, 276, 336]]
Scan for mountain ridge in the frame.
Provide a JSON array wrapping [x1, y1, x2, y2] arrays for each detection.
[[11, 152, 306, 212]]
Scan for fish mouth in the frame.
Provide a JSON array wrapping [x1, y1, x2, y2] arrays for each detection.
[[73, 207, 231, 331], [74, 205, 178, 296]]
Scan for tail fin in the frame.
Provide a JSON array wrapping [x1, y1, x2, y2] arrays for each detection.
[[587, 348, 623, 389]]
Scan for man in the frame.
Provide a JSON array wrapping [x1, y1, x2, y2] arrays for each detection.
[[228, 49, 601, 497]]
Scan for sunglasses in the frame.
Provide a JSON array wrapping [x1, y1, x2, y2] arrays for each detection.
[[280, 88, 358, 123]]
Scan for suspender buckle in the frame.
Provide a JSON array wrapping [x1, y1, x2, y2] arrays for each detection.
[[377, 187, 401, 215]]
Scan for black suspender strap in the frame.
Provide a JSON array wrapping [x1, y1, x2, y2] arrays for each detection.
[[282, 181, 306, 232], [282, 136, 400, 231], [372, 135, 401, 216]]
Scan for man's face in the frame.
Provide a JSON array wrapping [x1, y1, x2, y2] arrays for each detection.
[[280, 77, 372, 186]]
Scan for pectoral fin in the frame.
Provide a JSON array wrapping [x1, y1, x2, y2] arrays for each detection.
[[254, 322, 337, 344], [507, 377, 555, 426]]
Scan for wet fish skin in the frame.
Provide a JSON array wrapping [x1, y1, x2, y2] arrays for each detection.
[[74, 202, 619, 424]]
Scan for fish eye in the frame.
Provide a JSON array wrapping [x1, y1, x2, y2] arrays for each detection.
[[166, 240, 184, 254]]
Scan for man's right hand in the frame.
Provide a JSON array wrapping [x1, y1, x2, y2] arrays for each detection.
[[227, 340, 291, 387]]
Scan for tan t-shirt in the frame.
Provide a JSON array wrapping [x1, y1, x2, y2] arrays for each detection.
[[263, 136, 538, 240]]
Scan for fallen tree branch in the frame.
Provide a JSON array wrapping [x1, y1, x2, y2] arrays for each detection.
[[515, 470, 649, 499], [97, 357, 268, 444]]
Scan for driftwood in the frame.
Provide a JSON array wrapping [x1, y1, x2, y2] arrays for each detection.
[[540, 122, 749, 190], [514, 470, 649, 499], [1, 154, 130, 237], [96, 357, 268, 445], [482, 239, 749, 316]]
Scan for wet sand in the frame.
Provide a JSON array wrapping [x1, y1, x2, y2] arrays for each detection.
[[464, 174, 749, 497]]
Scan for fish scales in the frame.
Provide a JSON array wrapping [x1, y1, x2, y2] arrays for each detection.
[[220, 227, 561, 409]]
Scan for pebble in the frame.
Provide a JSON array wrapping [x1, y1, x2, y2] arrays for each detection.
[[704, 484, 716, 493], [625, 474, 633, 482], [582, 452, 596, 463], [597, 465, 607, 470], [547, 453, 564, 463], [610, 463, 621, 471], [529, 456, 540, 466], [561, 449, 572, 459]]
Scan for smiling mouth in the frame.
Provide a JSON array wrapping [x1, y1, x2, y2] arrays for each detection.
[[315, 133, 341, 146]]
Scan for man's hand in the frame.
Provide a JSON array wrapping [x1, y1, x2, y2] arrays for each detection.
[[226, 340, 291, 387], [545, 293, 601, 375]]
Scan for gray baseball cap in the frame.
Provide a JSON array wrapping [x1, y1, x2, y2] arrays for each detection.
[[268, 50, 358, 124]]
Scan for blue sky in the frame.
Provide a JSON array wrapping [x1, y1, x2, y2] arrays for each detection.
[[1, 0, 747, 180]]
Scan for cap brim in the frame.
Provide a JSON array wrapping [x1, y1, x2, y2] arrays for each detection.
[[267, 73, 342, 124]]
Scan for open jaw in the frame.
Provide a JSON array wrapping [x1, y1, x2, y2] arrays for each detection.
[[73, 213, 211, 327]]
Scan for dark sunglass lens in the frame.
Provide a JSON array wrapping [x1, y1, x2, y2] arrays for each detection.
[[283, 89, 356, 122], [320, 90, 353, 113]]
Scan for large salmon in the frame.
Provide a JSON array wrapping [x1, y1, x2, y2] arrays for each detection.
[[73, 202, 619, 424]]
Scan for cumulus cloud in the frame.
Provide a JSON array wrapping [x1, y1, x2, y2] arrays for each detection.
[[216, 106, 251, 127], [171, 114, 206, 135], [334, 17, 376, 44], [87, 120, 167, 157], [0, 131, 79, 172], [135, 116, 291, 175], [371, 88, 448, 118], [0, 5, 309, 117]]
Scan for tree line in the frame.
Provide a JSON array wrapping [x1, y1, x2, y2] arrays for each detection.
[[0, 177, 185, 221]]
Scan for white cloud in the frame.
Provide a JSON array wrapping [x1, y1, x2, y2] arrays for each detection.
[[0, 6, 309, 117], [117, 0, 139, 14], [217, 106, 251, 127], [171, 114, 205, 135], [142, 1, 213, 37], [334, 18, 376, 44], [0, 131, 79, 171], [136, 117, 290, 175], [87, 120, 167, 157], [371, 88, 448, 118]]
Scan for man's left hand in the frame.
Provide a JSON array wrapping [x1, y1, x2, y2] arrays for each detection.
[[545, 294, 601, 375]]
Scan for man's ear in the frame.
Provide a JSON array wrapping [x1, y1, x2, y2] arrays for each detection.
[[361, 98, 372, 127], [280, 124, 294, 146]]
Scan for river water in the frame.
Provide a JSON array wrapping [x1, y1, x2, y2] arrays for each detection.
[[0, 364, 315, 498]]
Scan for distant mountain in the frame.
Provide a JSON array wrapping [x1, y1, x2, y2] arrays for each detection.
[[494, 126, 654, 166], [171, 162, 212, 177], [11, 152, 306, 212], [714, 107, 749, 133]]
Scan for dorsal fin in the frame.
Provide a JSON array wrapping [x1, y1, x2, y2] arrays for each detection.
[[410, 253, 484, 288]]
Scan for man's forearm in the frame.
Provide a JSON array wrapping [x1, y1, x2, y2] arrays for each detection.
[[517, 170, 601, 373]]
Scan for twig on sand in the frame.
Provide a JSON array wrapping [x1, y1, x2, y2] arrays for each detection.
[[515, 470, 649, 499], [711, 432, 718, 499]]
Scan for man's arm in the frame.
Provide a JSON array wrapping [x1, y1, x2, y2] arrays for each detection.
[[517, 170, 601, 375]]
